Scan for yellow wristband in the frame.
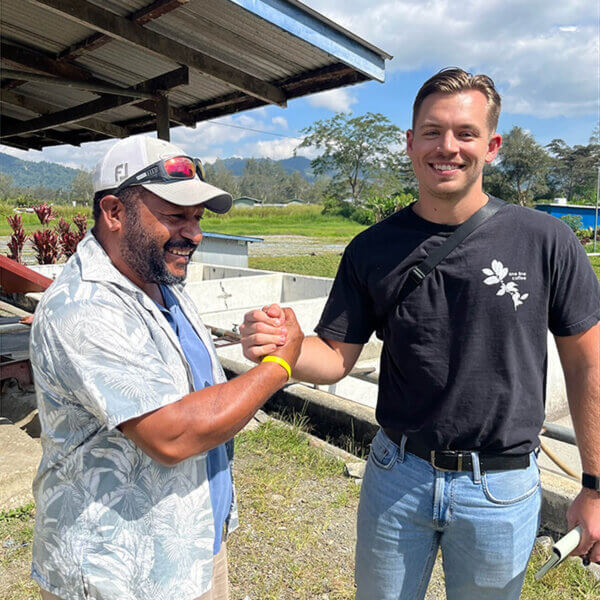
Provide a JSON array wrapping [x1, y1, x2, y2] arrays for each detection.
[[261, 355, 291, 381]]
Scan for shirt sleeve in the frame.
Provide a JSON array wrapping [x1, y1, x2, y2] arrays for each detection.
[[314, 243, 377, 343], [37, 297, 185, 430], [548, 231, 600, 336]]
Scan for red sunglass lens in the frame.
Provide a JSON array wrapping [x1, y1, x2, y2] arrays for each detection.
[[164, 156, 195, 178]]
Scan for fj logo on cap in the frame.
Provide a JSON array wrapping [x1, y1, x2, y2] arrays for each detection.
[[114, 163, 129, 183]]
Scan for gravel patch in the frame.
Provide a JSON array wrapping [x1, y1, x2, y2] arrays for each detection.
[[249, 236, 346, 257]]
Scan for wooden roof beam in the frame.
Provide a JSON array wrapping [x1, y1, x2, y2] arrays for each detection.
[[28, 0, 287, 107], [57, 0, 189, 61], [0, 89, 130, 138], [0, 116, 81, 146], [0, 67, 188, 139], [134, 98, 196, 128], [1, 41, 98, 84], [1, 69, 155, 99]]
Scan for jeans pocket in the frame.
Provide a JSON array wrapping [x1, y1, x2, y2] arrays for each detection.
[[482, 461, 540, 505], [368, 430, 399, 470]]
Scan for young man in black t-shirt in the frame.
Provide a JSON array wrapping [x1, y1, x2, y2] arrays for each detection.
[[240, 68, 600, 599]]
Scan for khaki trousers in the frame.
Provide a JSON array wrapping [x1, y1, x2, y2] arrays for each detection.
[[39, 543, 229, 600]]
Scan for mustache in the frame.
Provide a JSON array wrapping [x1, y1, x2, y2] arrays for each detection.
[[164, 240, 198, 253]]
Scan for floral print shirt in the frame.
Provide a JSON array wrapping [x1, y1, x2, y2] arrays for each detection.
[[30, 232, 237, 600]]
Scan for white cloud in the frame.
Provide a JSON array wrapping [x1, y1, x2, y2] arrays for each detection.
[[234, 136, 319, 160], [238, 137, 303, 160], [306, 0, 597, 118], [307, 88, 358, 112], [272, 116, 289, 129]]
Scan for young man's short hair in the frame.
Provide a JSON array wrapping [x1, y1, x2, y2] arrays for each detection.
[[412, 67, 502, 133]]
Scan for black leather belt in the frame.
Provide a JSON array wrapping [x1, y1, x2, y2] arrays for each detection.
[[383, 429, 530, 473]]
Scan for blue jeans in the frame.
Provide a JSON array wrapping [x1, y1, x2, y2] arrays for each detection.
[[355, 429, 542, 600]]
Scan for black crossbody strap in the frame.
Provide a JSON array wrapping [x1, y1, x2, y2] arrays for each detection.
[[406, 196, 505, 289]]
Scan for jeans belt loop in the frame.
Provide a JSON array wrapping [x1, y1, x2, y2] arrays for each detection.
[[399, 434, 407, 462], [471, 451, 482, 483]]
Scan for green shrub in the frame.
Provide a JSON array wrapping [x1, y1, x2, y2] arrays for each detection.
[[321, 197, 354, 219], [351, 208, 375, 225], [559, 214, 583, 233]]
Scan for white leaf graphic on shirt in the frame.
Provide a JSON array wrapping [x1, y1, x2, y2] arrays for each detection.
[[482, 260, 528, 311]]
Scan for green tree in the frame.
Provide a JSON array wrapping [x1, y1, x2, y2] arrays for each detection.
[[279, 170, 310, 202], [239, 159, 287, 203], [545, 139, 599, 203], [204, 159, 240, 198], [487, 126, 549, 206], [297, 112, 406, 204], [68, 170, 93, 204], [0, 173, 14, 199], [303, 176, 331, 204]]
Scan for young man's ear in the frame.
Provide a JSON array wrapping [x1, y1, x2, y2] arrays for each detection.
[[485, 132, 502, 163], [98, 195, 125, 233], [406, 129, 414, 156]]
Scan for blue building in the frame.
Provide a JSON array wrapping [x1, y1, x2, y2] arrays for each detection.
[[535, 203, 599, 230]]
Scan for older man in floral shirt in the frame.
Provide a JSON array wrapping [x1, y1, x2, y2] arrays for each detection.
[[30, 136, 303, 600]]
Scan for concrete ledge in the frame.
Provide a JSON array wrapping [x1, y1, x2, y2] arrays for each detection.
[[539, 469, 580, 535], [221, 356, 581, 536], [0, 417, 41, 512]]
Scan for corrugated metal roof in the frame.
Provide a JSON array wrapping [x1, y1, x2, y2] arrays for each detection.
[[203, 232, 263, 243], [0, 0, 391, 151]]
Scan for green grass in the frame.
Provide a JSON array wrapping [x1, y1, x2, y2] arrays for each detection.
[[589, 256, 600, 280], [249, 253, 343, 278], [0, 503, 38, 600], [201, 205, 365, 241], [522, 547, 600, 599]]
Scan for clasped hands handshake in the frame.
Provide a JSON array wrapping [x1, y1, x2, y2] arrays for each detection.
[[240, 304, 304, 375]]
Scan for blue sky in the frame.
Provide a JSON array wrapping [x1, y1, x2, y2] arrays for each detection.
[[1, 0, 597, 170]]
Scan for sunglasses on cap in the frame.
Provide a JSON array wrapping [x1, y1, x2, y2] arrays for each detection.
[[114, 156, 207, 195]]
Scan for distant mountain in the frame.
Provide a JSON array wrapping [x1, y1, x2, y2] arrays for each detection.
[[0, 152, 316, 190], [0, 152, 82, 190], [210, 156, 315, 181]]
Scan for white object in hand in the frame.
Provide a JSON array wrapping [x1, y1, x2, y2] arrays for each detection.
[[534, 526, 582, 581]]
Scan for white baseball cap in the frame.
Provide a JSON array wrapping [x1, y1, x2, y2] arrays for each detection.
[[92, 136, 232, 214]]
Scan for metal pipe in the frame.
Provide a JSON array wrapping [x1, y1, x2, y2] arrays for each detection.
[[540, 440, 579, 478], [541, 423, 576, 446], [0, 323, 31, 334], [1, 69, 155, 99], [594, 165, 599, 252]]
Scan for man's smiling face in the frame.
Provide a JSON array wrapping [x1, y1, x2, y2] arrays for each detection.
[[406, 90, 501, 203], [120, 188, 204, 285]]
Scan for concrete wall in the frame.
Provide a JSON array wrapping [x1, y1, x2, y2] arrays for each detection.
[[200, 264, 269, 281], [281, 273, 333, 302], [186, 273, 283, 314], [29, 264, 65, 280], [192, 237, 251, 268]]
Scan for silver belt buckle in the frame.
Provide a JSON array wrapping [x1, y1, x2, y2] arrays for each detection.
[[430, 450, 462, 472]]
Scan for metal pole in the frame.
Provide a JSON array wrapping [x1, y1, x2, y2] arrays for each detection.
[[594, 165, 599, 252]]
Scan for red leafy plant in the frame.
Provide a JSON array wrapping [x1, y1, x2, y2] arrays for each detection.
[[7, 214, 26, 263], [54, 218, 82, 259], [31, 229, 60, 264], [73, 212, 88, 237], [54, 213, 88, 259], [33, 202, 57, 225]]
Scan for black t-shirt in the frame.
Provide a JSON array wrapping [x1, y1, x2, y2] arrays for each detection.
[[315, 201, 600, 454]]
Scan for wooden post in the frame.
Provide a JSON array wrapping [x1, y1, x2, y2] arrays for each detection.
[[155, 93, 170, 141]]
